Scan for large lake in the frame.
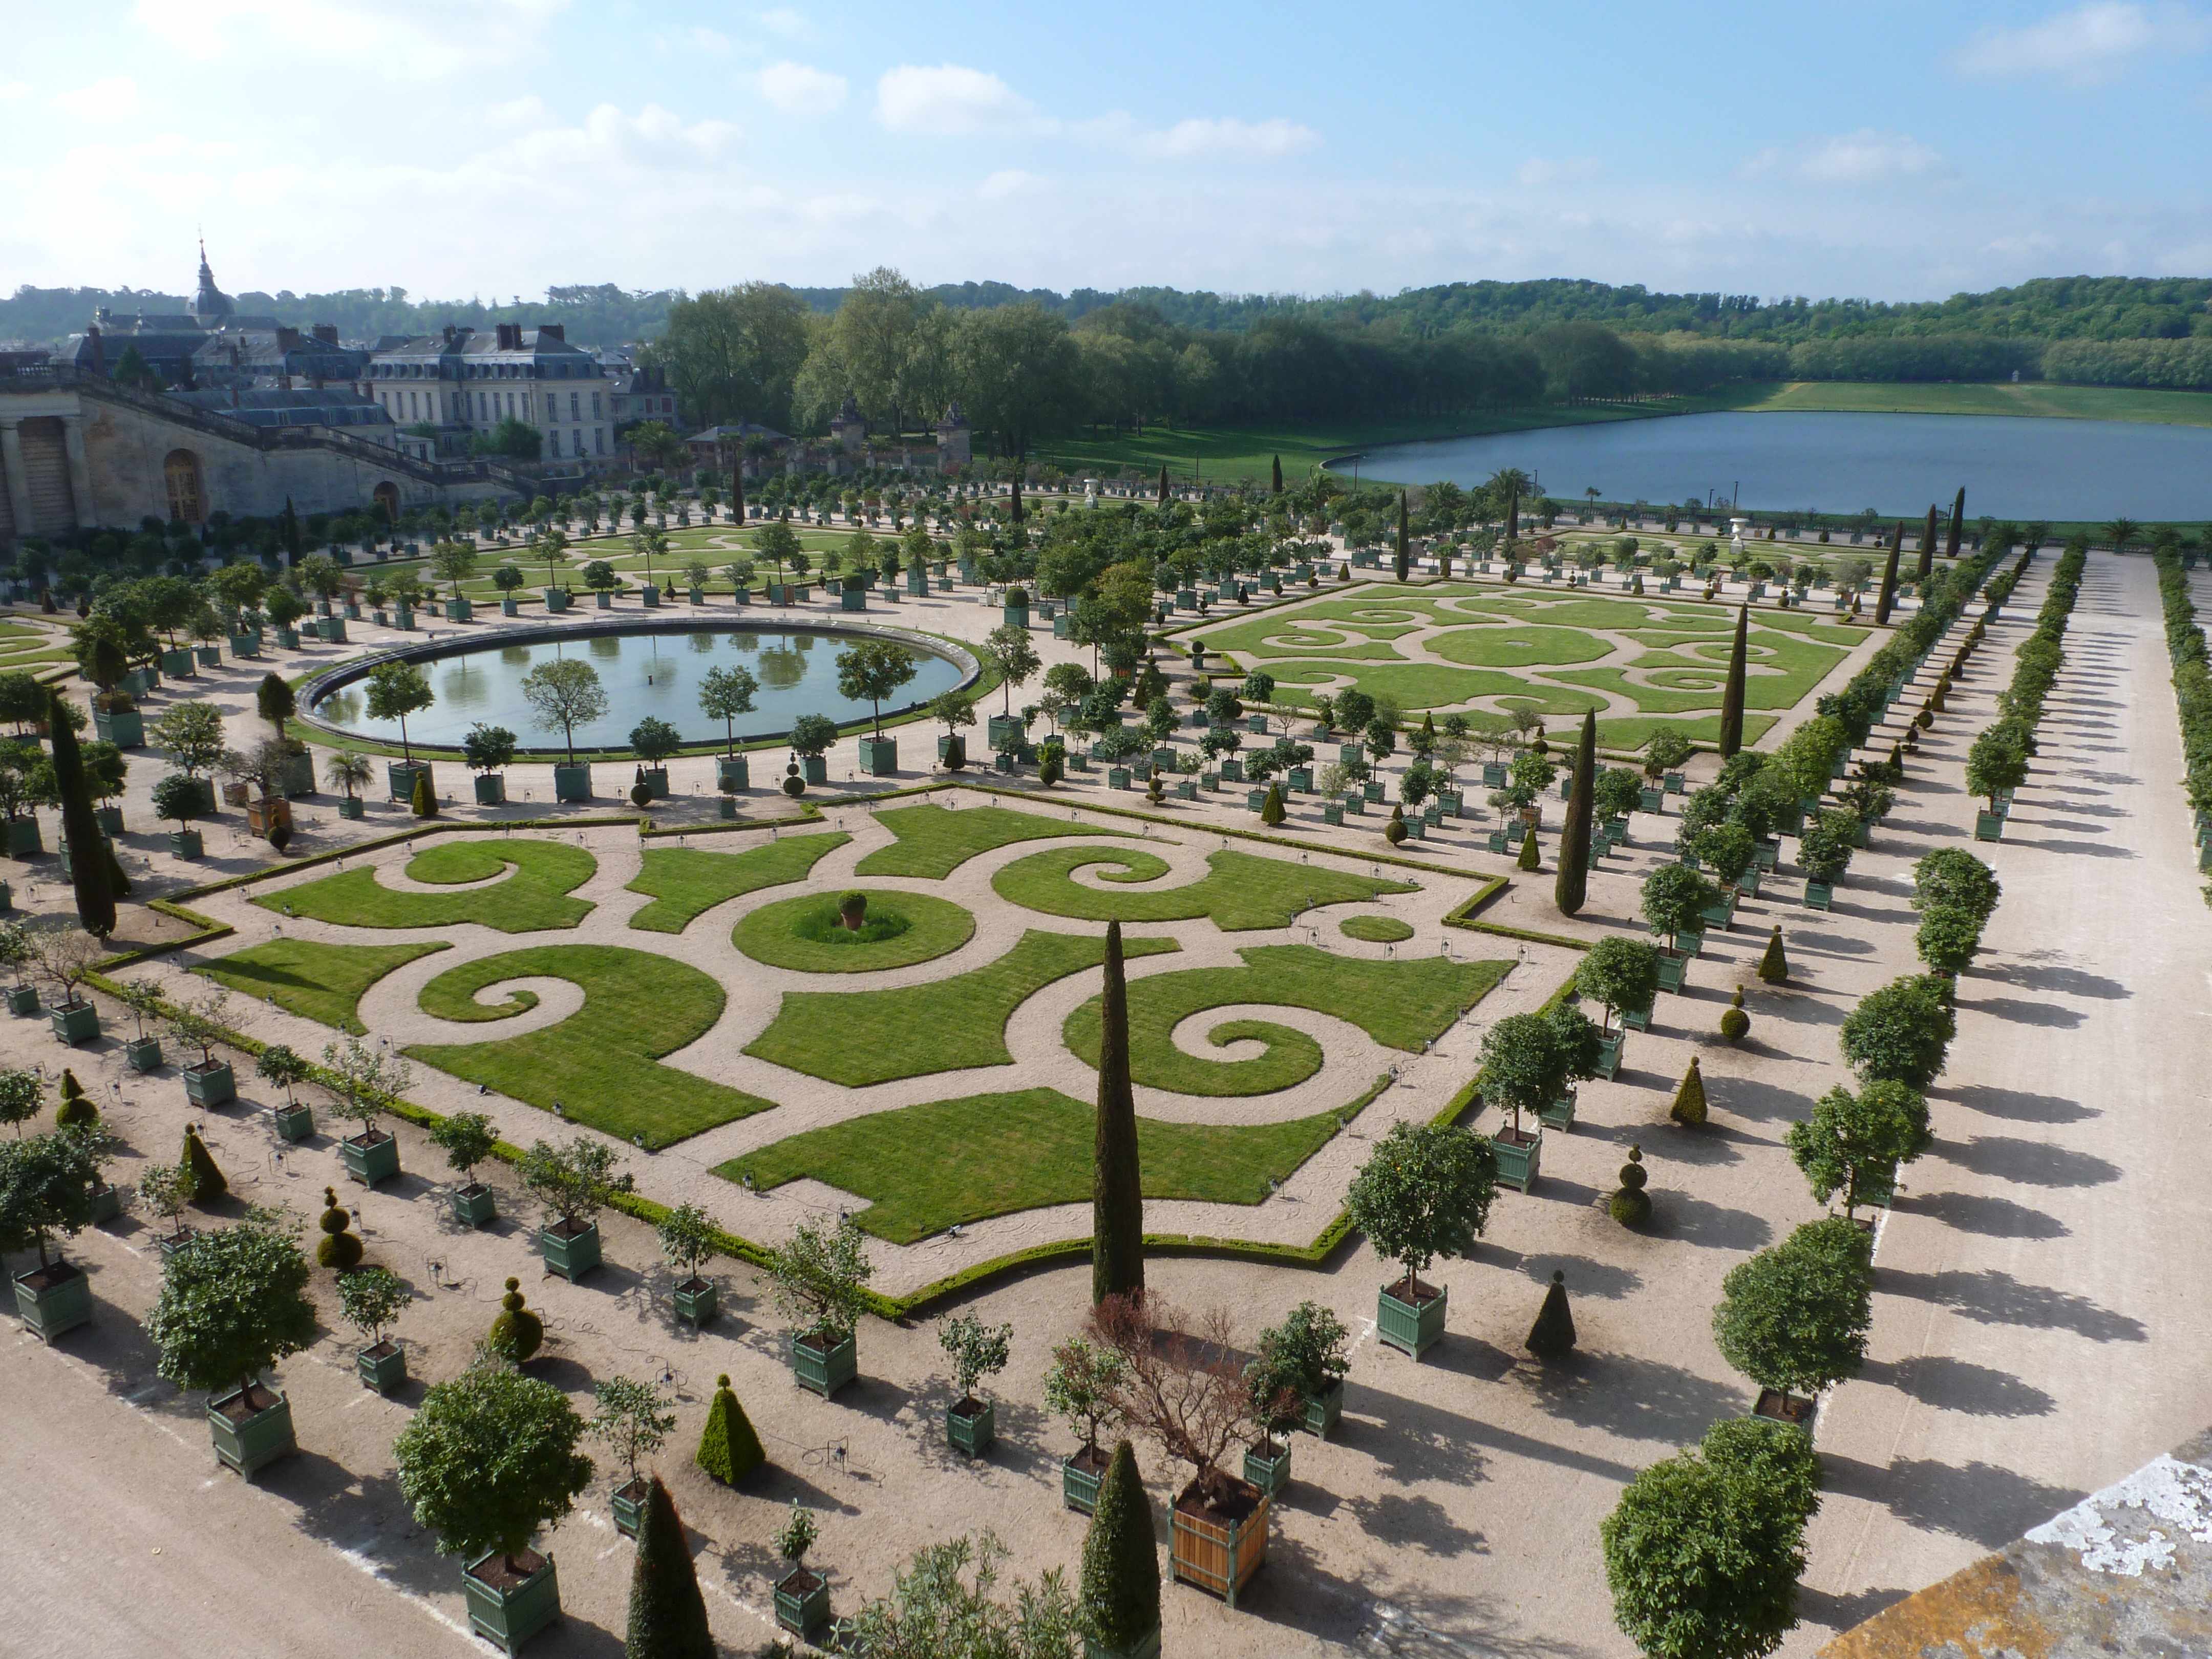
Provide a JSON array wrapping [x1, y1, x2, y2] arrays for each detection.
[[1345, 410, 2212, 520], [312, 626, 966, 751]]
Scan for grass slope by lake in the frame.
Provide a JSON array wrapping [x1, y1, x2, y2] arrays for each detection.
[[1705, 379, 2212, 427], [197, 939, 448, 1034], [257, 839, 598, 933], [627, 833, 848, 932], [717, 1083, 1374, 1243], [408, 944, 773, 1145]]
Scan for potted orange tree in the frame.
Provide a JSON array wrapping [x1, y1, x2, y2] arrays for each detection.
[[428, 1110, 499, 1227], [337, 1263, 411, 1394], [1, 1124, 105, 1342], [520, 1135, 631, 1282], [257, 1044, 315, 1141], [167, 987, 237, 1108], [322, 1036, 409, 1187], [938, 1312, 1013, 1458], [656, 1202, 719, 1326], [591, 1375, 674, 1538], [1345, 1120, 1498, 1360], [769, 1215, 873, 1398], [1045, 1333, 1128, 1514]]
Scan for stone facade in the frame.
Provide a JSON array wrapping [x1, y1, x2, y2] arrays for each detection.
[[366, 323, 611, 466]]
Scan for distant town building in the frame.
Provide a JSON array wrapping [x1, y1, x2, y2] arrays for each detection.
[[937, 401, 972, 472], [830, 393, 867, 454], [605, 361, 677, 435], [684, 422, 792, 474], [364, 323, 610, 465]]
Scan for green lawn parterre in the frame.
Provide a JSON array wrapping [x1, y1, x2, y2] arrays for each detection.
[[626, 833, 849, 932], [407, 944, 773, 1146], [733, 889, 977, 973], [257, 838, 598, 933], [852, 802, 1125, 880], [992, 846, 1415, 931], [196, 939, 449, 1033], [717, 1084, 1374, 1243], [1340, 915, 1415, 944], [1062, 945, 1511, 1097]]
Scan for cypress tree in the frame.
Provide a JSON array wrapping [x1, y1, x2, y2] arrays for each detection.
[[1916, 503, 1938, 583], [1092, 921, 1144, 1304], [1270, 454, 1283, 495], [729, 461, 745, 525], [626, 1474, 714, 1659], [183, 1124, 227, 1201], [1394, 493, 1410, 581], [1874, 524, 1903, 624], [1156, 464, 1168, 505], [50, 689, 114, 939], [1555, 711, 1596, 915], [1505, 485, 1520, 545], [1526, 1269, 1577, 1358], [1010, 467, 1024, 524], [1670, 1057, 1708, 1126], [1757, 925, 1789, 984], [1260, 782, 1285, 826], [1080, 1440, 1160, 1652], [695, 1373, 765, 1484], [1717, 606, 1749, 759], [1945, 486, 1965, 561]]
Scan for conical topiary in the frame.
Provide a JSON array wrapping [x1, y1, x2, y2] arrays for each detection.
[[1081, 1440, 1160, 1652], [1671, 1057, 1708, 1125], [1517, 826, 1541, 870], [1610, 1144, 1651, 1225], [625, 1474, 713, 1659], [182, 1124, 227, 1203], [1525, 1269, 1577, 1359], [695, 1373, 765, 1484], [410, 769, 437, 818], [488, 1275, 543, 1364], [55, 1069, 96, 1128], [1260, 782, 1285, 827], [316, 1185, 363, 1269], [1757, 925, 1789, 984], [1720, 987, 1750, 1043]]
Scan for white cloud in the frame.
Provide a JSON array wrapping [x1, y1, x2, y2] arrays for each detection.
[[499, 102, 738, 172], [978, 168, 1042, 200], [1954, 3, 2210, 83], [1122, 116, 1317, 161], [487, 95, 550, 128], [876, 64, 1041, 134], [0, 80, 31, 102], [756, 7, 808, 39], [1516, 156, 1599, 188], [51, 77, 138, 116], [1798, 129, 1943, 183], [688, 26, 732, 54], [756, 62, 848, 113], [134, 0, 567, 73]]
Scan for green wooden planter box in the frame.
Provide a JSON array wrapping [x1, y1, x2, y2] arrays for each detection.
[[160, 648, 198, 678], [947, 1396, 996, 1457], [50, 1001, 100, 1045], [1492, 1126, 1543, 1189], [540, 1219, 602, 1281], [1481, 762, 1507, 786], [1596, 1031, 1625, 1079], [1301, 1378, 1344, 1438], [1377, 1280, 1448, 1360], [1974, 811, 2003, 842], [716, 754, 750, 792], [6, 983, 37, 1016], [208, 1387, 296, 1477], [273, 1102, 313, 1141], [1698, 897, 1733, 929], [94, 707, 144, 748], [1655, 949, 1689, 992], [452, 1181, 496, 1226], [472, 774, 507, 806], [1737, 867, 1763, 899], [357, 1340, 407, 1394], [633, 766, 670, 800], [592, 592, 612, 610], [774, 1569, 831, 1640], [1620, 1001, 1652, 1033], [1665, 771, 1686, 793], [673, 1277, 718, 1327], [1062, 1451, 1108, 1513], [1803, 881, 1834, 910], [552, 763, 591, 802], [801, 755, 828, 785], [1108, 767, 1133, 791], [229, 632, 260, 660], [1540, 1089, 1578, 1132], [183, 1060, 235, 1107], [7, 817, 42, 857], [501, 597, 520, 616], [859, 736, 898, 776], [14, 1262, 94, 1342], [1323, 803, 1344, 826], [1363, 781, 1384, 803], [1485, 828, 1506, 853], [543, 588, 571, 612], [1242, 1439, 1292, 1497], [442, 597, 473, 622], [464, 1551, 561, 1656], [640, 584, 663, 608], [387, 761, 430, 803], [1288, 765, 1313, 792], [338, 1129, 401, 1186], [337, 797, 367, 820], [1673, 925, 1705, 958], [790, 1329, 858, 1398], [611, 1477, 648, 1538], [89, 1181, 122, 1223], [125, 1035, 163, 1072], [1219, 759, 1243, 783]]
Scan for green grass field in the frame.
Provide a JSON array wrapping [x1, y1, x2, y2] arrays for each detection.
[[625, 834, 848, 933], [1340, 915, 1414, 944], [992, 846, 1414, 931], [717, 1083, 1373, 1243], [743, 928, 1179, 1087], [1705, 379, 2212, 427], [407, 944, 773, 1145], [733, 888, 977, 972], [197, 939, 448, 1033], [1063, 945, 1511, 1097], [852, 802, 1124, 880], [257, 838, 597, 933]]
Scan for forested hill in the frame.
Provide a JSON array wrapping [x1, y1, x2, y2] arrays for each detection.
[[9, 273, 2207, 352]]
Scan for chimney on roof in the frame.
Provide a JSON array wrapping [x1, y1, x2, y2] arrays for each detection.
[[538, 324, 564, 343], [313, 324, 338, 346], [88, 325, 103, 374], [496, 323, 521, 350], [276, 327, 302, 352], [442, 325, 457, 347]]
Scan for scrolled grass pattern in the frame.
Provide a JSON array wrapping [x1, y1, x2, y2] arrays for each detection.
[[408, 944, 774, 1146], [717, 1084, 1371, 1244], [1063, 945, 1512, 1097], [991, 846, 1415, 931], [255, 837, 598, 933], [197, 939, 449, 1034], [743, 928, 1179, 1088], [626, 833, 848, 933], [852, 802, 1126, 880], [733, 889, 977, 973]]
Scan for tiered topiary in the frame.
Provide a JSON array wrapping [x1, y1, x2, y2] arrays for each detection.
[[1384, 804, 1408, 847], [1719, 988, 1750, 1044], [316, 1186, 364, 1270], [182, 1124, 227, 1202], [1610, 1145, 1651, 1225], [694, 1374, 765, 1484], [489, 1277, 543, 1365], [1670, 1057, 1708, 1125], [1756, 926, 1789, 984], [1525, 1269, 1577, 1359], [54, 1069, 96, 1128]]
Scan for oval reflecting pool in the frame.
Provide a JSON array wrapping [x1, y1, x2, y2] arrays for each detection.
[[311, 625, 967, 750]]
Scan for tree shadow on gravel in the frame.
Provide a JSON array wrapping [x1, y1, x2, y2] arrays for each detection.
[[1784, 929, 1875, 956], [1936, 1134, 2119, 1188], [1944, 1082, 2099, 1124], [1501, 1251, 1643, 1300], [1341, 1490, 1488, 1559], [1858, 1353, 2056, 1418], [1705, 1076, 1814, 1124], [1645, 1191, 1773, 1250], [1898, 1188, 2071, 1240], [1882, 1266, 2146, 1342], [1796, 1584, 1913, 1637], [1518, 1349, 1741, 1449], [1823, 1452, 2087, 1549], [1976, 960, 2130, 1001], [1960, 994, 2086, 1029]]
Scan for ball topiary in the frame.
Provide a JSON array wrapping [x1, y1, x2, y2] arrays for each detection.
[[1610, 1144, 1651, 1225], [1757, 925, 1788, 984], [316, 1185, 363, 1269], [1670, 1056, 1709, 1125], [488, 1277, 543, 1365], [1146, 774, 1164, 806], [630, 781, 654, 808], [1720, 1003, 1750, 1043]]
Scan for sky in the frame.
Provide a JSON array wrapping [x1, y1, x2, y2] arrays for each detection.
[[2, 0, 2209, 306]]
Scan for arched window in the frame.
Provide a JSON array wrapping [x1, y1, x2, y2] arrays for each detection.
[[163, 449, 204, 523], [372, 481, 400, 523]]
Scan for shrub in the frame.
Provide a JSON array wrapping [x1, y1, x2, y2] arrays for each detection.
[[1525, 1270, 1577, 1359], [1610, 1144, 1651, 1225], [394, 1362, 593, 1573], [1839, 975, 1956, 1088], [488, 1277, 543, 1365], [410, 769, 437, 818], [1601, 1447, 1808, 1659], [315, 1185, 363, 1270], [1785, 1081, 1929, 1218], [1719, 988, 1749, 1044], [1384, 805, 1407, 847], [1756, 926, 1788, 984], [182, 1124, 227, 1202], [625, 1474, 713, 1659], [146, 1209, 317, 1403], [335, 1264, 408, 1352], [1911, 847, 2001, 923], [1516, 827, 1540, 870], [1915, 905, 1983, 978], [1670, 1058, 1708, 1125], [695, 1373, 765, 1484], [1711, 1219, 1874, 1409]]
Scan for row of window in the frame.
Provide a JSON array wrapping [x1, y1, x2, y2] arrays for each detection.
[[369, 357, 603, 380], [385, 389, 605, 423]]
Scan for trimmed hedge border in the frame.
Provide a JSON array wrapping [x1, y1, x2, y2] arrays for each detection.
[[2150, 546, 2212, 902]]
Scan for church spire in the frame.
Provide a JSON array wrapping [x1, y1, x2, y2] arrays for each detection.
[[193, 235, 233, 324]]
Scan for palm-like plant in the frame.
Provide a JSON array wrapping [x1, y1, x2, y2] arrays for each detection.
[[325, 750, 374, 803], [2104, 517, 2139, 556]]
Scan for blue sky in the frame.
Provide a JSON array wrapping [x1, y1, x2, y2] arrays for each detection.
[[3, 0, 2208, 304]]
